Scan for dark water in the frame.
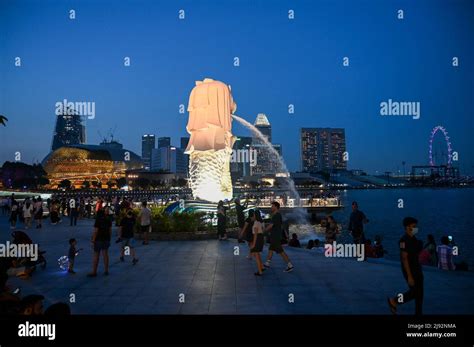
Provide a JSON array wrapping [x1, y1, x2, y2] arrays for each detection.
[[328, 188, 474, 267]]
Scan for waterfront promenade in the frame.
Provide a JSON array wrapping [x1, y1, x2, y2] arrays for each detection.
[[1, 217, 473, 315]]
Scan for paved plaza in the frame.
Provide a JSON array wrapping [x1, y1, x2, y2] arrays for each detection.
[[1, 217, 473, 315]]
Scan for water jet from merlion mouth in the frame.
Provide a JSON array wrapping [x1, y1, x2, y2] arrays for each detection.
[[231, 114, 308, 225]]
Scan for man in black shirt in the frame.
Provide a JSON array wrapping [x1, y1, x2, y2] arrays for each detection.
[[88, 209, 112, 277], [119, 210, 138, 265], [348, 201, 368, 244], [264, 201, 294, 272], [388, 217, 424, 315]]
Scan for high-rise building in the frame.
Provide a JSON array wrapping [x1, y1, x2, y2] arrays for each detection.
[[254, 113, 272, 143], [158, 137, 171, 148], [250, 114, 282, 176], [141, 134, 156, 170], [180, 137, 190, 176], [301, 128, 347, 172], [180, 137, 190, 150], [51, 108, 86, 151], [151, 146, 186, 174], [231, 136, 253, 180]]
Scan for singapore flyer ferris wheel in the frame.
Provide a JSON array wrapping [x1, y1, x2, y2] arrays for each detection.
[[429, 126, 452, 167]]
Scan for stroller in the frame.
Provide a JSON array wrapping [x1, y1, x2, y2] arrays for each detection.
[[11, 230, 47, 269]]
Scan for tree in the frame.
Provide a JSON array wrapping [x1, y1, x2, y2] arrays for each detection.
[[117, 177, 127, 189], [58, 179, 72, 190], [136, 178, 150, 190], [317, 170, 331, 183], [82, 180, 91, 190], [248, 181, 260, 189], [176, 178, 188, 187], [37, 177, 50, 188]]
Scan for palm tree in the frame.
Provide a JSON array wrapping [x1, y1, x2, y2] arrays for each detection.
[[0, 115, 8, 126]]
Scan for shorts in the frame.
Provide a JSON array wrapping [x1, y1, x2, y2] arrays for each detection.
[[93, 241, 110, 252], [250, 234, 264, 253], [140, 225, 151, 233], [269, 240, 284, 254], [121, 237, 135, 248]]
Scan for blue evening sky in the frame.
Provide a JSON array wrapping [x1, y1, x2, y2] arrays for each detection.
[[0, 0, 473, 174]]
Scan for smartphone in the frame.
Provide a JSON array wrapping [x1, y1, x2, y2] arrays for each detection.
[[12, 287, 20, 295], [448, 235, 453, 242]]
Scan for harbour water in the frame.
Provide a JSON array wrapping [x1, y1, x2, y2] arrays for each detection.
[[311, 188, 474, 268]]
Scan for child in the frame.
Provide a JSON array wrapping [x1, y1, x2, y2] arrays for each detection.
[[68, 238, 77, 274]]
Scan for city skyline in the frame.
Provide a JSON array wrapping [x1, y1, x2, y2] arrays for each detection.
[[1, 0, 473, 174]]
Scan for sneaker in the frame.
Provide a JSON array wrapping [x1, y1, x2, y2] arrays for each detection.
[[87, 273, 97, 277], [120, 256, 124, 262], [263, 262, 271, 268], [254, 272, 263, 276], [68, 269, 76, 274], [132, 258, 138, 265], [284, 265, 294, 273]]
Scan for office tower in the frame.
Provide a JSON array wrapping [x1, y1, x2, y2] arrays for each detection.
[[250, 114, 282, 176], [141, 134, 156, 170], [231, 136, 253, 180], [51, 107, 86, 151], [158, 137, 171, 148], [151, 146, 186, 174]]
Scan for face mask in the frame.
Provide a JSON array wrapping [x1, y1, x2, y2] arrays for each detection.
[[411, 227, 419, 235]]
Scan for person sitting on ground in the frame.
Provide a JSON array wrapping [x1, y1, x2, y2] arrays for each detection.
[[437, 236, 456, 271], [19, 294, 44, 315], [373, 235, 385, 258], [306, 239, 314, 250], [325, 216, 338, 244], [44, 302, 71, 318], [422, 234, 437, 266], [364, 239, 376, 259], [312, 239, 325, 253], [288, 233, 301, 248]]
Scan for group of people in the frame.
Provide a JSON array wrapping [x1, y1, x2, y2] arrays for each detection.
[[84, 200, 151, 277], [3, 195, 44, 230], [235, 200, 294, 276]]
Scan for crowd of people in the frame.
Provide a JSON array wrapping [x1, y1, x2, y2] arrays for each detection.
[[0, 192, 468, 316]]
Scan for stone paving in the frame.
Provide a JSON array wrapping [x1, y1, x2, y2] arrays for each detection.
[[1, 216, 473, 314]]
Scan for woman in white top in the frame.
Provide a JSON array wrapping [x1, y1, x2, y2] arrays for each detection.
[[250, 209, 265, 276], [22, 199, 34, 229]]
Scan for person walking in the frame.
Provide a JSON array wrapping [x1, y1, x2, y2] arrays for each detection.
[[119, 210, 139, 265], [250, 209, 265, 276], [241, 210, 255, 258], [88, 209, 112, 277], [34, 197, 43, 229], [217, 200, 227, 240], [69, 198, 79, 227], [9, 200, 19, 229], [235, 199, 246, 243], [348, 201, 368, 244], [22, 199, 34, 229], [387, 217, 424, 315], [138, 201, 151, 245], [264, 201, 294, 272]]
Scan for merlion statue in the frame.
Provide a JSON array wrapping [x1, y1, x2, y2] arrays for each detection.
[[185, 78, 236, 202]]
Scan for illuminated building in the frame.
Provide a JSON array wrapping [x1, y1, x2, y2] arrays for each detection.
[[51, 108, 86, 151], [301, 128, 347, 172], [42, 140, 143, 188], [141, 134, 156, 170]]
